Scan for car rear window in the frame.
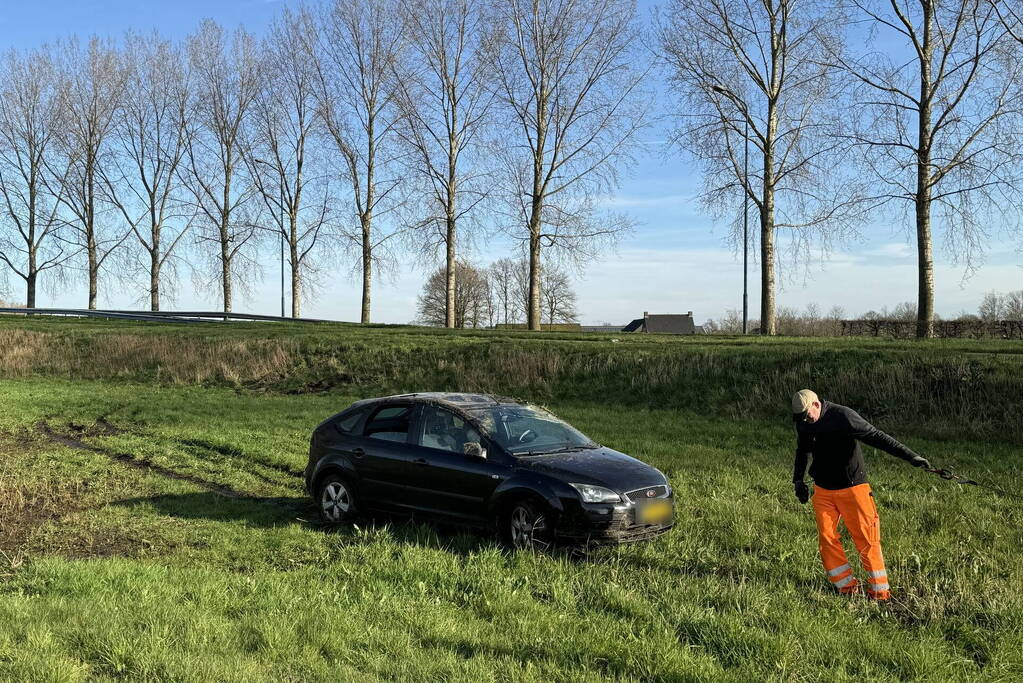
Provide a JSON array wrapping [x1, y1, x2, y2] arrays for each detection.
[[363, 405, 412, 443], [334, 409, 365, 435]]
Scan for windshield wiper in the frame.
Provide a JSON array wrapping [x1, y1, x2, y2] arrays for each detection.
[[552, 444, 601, 453], [519, 443, 600, 456], [518, 448, 563, 456]]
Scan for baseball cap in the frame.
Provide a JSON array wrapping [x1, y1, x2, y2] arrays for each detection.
[[791, 389, 818, 421]]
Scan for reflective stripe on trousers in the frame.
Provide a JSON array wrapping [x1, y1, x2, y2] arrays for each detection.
[[811, 483, 889, 596]]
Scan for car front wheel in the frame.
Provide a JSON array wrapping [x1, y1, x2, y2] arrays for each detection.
[[318, 473, 356, 525], [504, 499, 554, 551]]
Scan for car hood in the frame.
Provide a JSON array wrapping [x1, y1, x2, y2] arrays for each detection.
[[516, 446, 666, 493]]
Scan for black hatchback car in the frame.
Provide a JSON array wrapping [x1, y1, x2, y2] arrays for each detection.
[[304, 393, 673, 548]]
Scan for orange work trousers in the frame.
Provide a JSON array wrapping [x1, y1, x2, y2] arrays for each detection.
[[811, 483, 890, 599]]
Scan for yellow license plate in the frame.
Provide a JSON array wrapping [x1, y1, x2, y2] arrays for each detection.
[[637, 500, 672, 525]]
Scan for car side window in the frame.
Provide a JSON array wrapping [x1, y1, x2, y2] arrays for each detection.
[[335, 409, 365, 435], [419, 406, 482, 455], [363, 405, 412, 443]]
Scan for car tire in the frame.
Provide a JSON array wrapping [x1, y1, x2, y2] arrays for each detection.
[[503, 498, 555, 552], [317, 473, 357, 525]]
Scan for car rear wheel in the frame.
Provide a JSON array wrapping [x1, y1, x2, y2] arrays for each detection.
[[318, 473, 356, 525], [504, 499, 554, 551]]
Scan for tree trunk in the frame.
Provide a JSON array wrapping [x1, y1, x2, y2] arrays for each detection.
[[27, 193, 38, 308], [220, 227, 232, 314], [915, 4, 935, 339], [527, 223, 542, 331], [26, 271, 37, 309], [290, 232, 300, 319], [150, 209, 161, 312], [87, 160, 98, 310], [760, 206, 776, 335], [760, 99, 778, 336], [445, 214, 456, 329], [361, 214, 371, 324], [150, 247, 160, 312], [915, 187, 934, 338], [88, 237, 98, 310]]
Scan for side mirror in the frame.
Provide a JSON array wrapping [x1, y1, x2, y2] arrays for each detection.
[[463, 441, 487, 459]]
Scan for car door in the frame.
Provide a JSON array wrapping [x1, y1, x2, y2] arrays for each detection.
[[405, 405, 510, 521], [353, 402, 421, 509]]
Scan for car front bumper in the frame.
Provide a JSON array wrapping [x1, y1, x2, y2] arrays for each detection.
[[556, 498, 674, 545]]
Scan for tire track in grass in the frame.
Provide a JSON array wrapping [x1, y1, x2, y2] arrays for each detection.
[[175, 437, 304, 479], [37, 420, 249, 499], [34, 420, 322, 538]]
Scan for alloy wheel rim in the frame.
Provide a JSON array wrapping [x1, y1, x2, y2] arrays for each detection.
[[510, 505, 549, 550], [321, 481, 350, 521]]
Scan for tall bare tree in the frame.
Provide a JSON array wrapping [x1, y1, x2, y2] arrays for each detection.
[[395, 0, 495, 328], [416, 259, 491, 327], [539, 265, 579, 324], [490, 0, 646, 330], [0, 47, 70, 307], [52, 37, 129, 310], [314, 0, 407, 324], [838, 0, 1023, 337], [104, 32, 191, 311], [246, 8, 332, 319], [660, 0, 863, 336], [488, 256, 520, 324], [184, 20, 263, 313], [509, 256, 577, 325]]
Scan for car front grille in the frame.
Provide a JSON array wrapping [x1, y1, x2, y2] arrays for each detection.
[[624, 485, 669, 502]]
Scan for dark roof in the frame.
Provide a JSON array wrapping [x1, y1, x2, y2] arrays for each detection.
[[624, 313, 697, 335], [376, 392, 515, 409], [647, 315, 696, 334]]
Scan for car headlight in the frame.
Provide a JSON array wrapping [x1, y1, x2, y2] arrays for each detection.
[[654, 469, 672, 496], [569, 483, 622, 503]]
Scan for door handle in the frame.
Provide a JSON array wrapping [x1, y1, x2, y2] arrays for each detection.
[[413, 458, 428, 466], [352, 448, 365, 459]]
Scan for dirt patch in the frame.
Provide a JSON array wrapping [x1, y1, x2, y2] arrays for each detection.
[[281, 378, 337, 394], [0, 429, 141, 562], [0, 430, 54, 559], [0, 478, 86, 560], [66, 416, 126, 437]]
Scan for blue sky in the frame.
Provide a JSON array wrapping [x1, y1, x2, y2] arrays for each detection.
[[1, 0, 1020, 323]]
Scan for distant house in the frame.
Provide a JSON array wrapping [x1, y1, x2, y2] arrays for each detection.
[[622, 311, 697, 335]]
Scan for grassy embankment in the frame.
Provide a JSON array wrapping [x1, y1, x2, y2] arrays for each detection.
[[0, 316, 1021, 681]]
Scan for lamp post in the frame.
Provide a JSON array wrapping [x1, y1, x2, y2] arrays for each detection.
[[711, 85, 749, 335]]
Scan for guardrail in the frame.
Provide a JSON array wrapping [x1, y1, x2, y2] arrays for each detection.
[[0, 308, 342, 324]]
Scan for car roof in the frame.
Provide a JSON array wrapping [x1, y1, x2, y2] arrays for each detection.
[[362, 392, 520, 410]]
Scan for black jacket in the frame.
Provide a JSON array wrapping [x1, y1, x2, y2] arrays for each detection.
[[793, 400, 919, 490]]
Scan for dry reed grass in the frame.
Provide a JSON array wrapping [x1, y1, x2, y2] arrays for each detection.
[[0, 329, 297, 385], [1, 328, 1018, 442]]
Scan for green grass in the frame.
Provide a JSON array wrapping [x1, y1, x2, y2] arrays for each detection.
[[2, 373, 1021, 681]]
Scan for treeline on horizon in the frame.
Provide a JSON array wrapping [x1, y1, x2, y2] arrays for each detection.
[[1, 0, 1022, 337]]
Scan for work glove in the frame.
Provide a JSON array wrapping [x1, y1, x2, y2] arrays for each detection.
[[794, 480, 810, 504], [910, 455, 932, 469]]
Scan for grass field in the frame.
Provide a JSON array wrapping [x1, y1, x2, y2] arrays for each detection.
[[1, 317, 1021, 681]]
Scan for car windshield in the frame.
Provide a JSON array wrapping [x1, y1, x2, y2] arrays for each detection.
[[466, 404, 598, 455]]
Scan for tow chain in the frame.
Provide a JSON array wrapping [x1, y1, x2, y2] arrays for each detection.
[[925, 467, 1023, 501]]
